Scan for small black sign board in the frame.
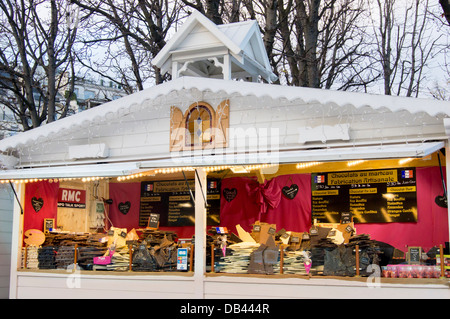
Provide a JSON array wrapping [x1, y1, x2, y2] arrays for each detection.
[[408, 246, 421, 264], [148, 213, 160, 229], [340, 212, 352, 224], [291, 236, 300, 243]]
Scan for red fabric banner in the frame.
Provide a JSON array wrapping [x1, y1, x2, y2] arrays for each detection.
[[262, 174, 312, 233], [220, 177, 261, 234], [245, 178, 281, 214], [220, 174, 312, 234], [108, 182, 141, 231], [357, 166, 449, 251], [24, 180, 59, 234]]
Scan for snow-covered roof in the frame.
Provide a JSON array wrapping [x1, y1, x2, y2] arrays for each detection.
[[153, 10, 277, 82], [0, 76, 449, 154]]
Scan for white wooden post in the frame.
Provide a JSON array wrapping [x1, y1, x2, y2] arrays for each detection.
[[445, 140, 450, 249], [9, 183, 24, 299], [443, 119, 450, 249], [194, 167, 207, 298], [223, 54, 231, 80], [172, 61, 179, 79]]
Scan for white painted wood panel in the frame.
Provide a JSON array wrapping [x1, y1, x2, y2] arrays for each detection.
[[178, 24, 222, 51], [16, 273, 196, 299], [204, 277, 450, 299], [0, 185, 13, 299], [13, 272, 450, 299]]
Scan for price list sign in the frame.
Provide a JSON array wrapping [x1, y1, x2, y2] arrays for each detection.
[[311, 168, 417, 223], [139, 179, 221, 227]]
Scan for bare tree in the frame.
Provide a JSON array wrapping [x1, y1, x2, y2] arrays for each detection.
[[181, 0, 224, 24], [0, 0, 80, 132], [369, 0, 442, 97], [71, 0, 180, 90], [440, 0, 450, 25], [273, 0, 374, 90], [153, 0, 379, 91]]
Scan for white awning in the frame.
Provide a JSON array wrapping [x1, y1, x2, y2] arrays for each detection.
[[0, 162, 142, 180], [0, 141, 444, 180], [140, 141, 445, 168]]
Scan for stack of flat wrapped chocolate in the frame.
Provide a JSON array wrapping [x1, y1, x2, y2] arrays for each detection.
[[38, 246, 57, 269], [211, 220, 385, 277], [346, 234, 381, 276], [308, 227, 334, 275], [308, 230, 381, 277], [85, 233, 109, 247], [140, 229, 177, 245], [77, 246, 108, 270], [248, 236, 279, 275], [274, 250, 308, 275], [23, 246, 39, 269], [132, 242, 157, 272], [55, 246, 76, 269], [322, 245, 355, 276], [215, 241, 260, 273], [206, 228, 241, 270], [215, 223, 282, 274], [107, 246, 131, 271], [93, 246, 130, 271], [151, 236, 178, 271], [131, 235, 179, 272], [347, 234, 373, 248], [43, 232, 90, 247]]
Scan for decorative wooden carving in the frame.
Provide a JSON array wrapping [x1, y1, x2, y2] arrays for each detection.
[[184, 102, 215, 149], [169, 100, 229, 151], [215, 99, 229, 148], [170, 106, 184, 151]]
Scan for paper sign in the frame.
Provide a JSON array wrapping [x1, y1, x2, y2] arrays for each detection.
[[177, 248, 188, 270]]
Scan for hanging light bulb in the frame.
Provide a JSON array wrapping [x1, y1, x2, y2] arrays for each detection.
[[399, 158, 414, 165], [347, 160, 366, 167], [296, 162, 322, 169]]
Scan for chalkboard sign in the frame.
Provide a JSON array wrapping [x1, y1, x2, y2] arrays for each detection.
[[44, 218, 54, 233], [31, 197, 44, 212], [148, 213, 160, 229], [139, 179, 221, 227], [408, 246, 421, 264], [312, 168, 417, 224], [340, 212, 352, 224]]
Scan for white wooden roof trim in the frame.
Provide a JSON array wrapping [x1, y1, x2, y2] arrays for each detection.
[[153, 10, 276, 81], [153, 10, 242, 67], [0, 76, 449, 152], [217, 20, 271, 70], [0, 141, 443, 179], [216, 20, 255, 48]]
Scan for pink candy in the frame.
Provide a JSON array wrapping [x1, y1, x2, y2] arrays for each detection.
[[382, 264, 441, 278]]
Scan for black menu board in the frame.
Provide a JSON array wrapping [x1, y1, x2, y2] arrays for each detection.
[[139, 179, 221, 227], [311, 168, 417, 223]]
